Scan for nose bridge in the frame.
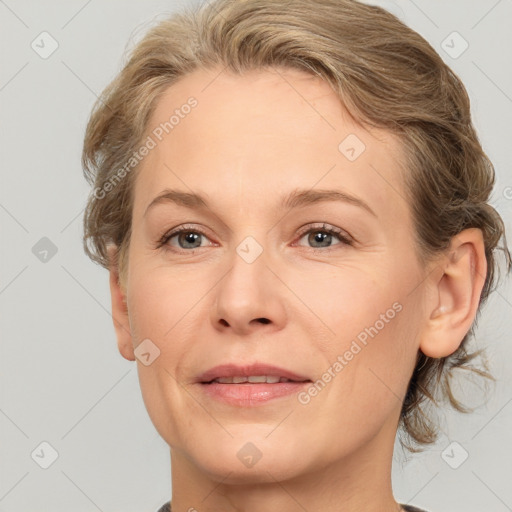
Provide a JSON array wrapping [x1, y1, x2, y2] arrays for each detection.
[[221, 235, 268, 309], [211, 233, 285, 332]]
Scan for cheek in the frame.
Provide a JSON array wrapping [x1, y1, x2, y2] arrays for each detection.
[[126, 268, 212, 440], [127, 265, 212, 344], [295, 305, 416, 461], [289, 265, 405, 351], [292, 265, 419, 414]]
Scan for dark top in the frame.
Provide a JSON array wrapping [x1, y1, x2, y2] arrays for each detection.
[[156, 501, 428, 511]]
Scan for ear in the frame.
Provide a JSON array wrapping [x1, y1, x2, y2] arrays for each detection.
[[107, 245, 135, 361], [419, 228, 487, 358]]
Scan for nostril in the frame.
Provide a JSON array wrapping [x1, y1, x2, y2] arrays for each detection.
[[257, 318, 270, 324]]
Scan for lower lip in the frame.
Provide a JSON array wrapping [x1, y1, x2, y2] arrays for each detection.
[[199, 381, 310, 406]]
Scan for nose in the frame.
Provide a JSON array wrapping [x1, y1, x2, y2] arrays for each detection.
[[211, 244, 287, 336]]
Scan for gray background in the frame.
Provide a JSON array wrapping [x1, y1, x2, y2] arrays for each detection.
[[1, 1, 511, 511]]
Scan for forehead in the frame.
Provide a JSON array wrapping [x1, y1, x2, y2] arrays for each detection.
[[133, 66, 409, 225]]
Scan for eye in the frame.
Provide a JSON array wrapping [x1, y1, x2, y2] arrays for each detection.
[[295, 223, 352, 249], [156, 222, 353, 254], [157, 225, 213, 252]]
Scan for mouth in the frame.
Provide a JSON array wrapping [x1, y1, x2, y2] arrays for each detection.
[[197, 363, 312, 407], [205, 375, 304, 384], [197, 362, 310, 383]]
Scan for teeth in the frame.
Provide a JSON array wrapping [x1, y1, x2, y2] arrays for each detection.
[[248, 375, 267, 383], [212, 375, 293, 384], [215, 377, 238, 383]]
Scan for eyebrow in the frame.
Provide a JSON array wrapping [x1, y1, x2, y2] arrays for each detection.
[[144, 188, 377, 218]]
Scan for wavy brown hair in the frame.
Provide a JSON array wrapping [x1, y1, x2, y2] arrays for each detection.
[[81, 0, 511, 452]]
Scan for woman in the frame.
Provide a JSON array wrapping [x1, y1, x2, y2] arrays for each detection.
[[81, 0, 510, 511]]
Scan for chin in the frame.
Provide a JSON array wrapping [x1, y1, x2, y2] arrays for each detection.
[[179, 428, 317, 484], [196, 454, 307, 485]]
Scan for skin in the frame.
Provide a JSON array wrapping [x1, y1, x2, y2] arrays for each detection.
[[107, 66, 487, 512]]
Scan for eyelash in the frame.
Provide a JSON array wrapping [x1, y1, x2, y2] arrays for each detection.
[[156, 223, 353, 253]]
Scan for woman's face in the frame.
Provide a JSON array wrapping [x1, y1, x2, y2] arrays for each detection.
[[119, 66, 429, 482]]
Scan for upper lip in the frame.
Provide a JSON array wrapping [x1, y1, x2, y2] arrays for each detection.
[[197, 363, 311, 383]]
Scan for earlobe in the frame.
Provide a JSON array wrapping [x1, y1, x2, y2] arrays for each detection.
[[107, 245, 135, 362], [419, 228, 487, 359]]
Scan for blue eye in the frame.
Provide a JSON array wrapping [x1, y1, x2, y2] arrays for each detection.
[[295, 224, 352, 249], [300, 230, 340, 248], [159, 227, 211, 250]]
